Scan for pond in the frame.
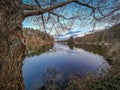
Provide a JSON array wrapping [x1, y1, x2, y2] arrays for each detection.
[[22, 43, 110, 90]]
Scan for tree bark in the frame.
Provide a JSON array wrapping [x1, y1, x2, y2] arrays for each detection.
[[0, 0, 25, 89], [23, 0, 95, 18], [0, 0, 94, 89]]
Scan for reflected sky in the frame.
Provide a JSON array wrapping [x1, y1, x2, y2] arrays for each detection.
[[22, 43, 109, 90]]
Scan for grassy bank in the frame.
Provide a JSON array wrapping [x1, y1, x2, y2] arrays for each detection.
[[73, 23, 120, 90], [75, 23, 120, 65]]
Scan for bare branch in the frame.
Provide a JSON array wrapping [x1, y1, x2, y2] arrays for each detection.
[[49, 11, 79, 20], [22, 3, 39, 10], [87, 0, 93, 4], [97, 8, 105, 17], [94, 7, 120, 20], [34, 0, 41, 8], [73, 0, 94, 9], [23, 0, 95, 18]]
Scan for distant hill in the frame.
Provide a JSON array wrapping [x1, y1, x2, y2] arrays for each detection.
[[22, 28, 54, 55], [22, 28, 54, 45], [75, 23, 120, 67], [75, 23, 120, 44]]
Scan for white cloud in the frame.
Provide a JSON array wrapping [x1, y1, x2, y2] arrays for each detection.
[[54, 30, 86, 41]]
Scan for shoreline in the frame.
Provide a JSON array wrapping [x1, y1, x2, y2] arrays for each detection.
[[75, 42, 112, 46]]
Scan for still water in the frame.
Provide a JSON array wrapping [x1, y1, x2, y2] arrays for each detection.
[[22, 43, 109, 90]]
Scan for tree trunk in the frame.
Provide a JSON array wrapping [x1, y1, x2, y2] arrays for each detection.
[[0, 0, 25, 89]]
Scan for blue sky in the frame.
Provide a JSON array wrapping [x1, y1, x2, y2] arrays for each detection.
[[22, 18, 40, 29], [22, 1, 92, 32], [22, 17, 94, 34], [22, 0, 118, 39], [23, 17, 109, 41]]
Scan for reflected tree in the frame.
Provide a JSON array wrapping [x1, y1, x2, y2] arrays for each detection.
[[68, 36, 75, 49], [26, 44, 54, 57], [0, 0, 120, 89]]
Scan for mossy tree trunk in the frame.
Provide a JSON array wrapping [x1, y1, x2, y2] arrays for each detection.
[[0, 0, 97, 89], [0, 0, 25, 89]]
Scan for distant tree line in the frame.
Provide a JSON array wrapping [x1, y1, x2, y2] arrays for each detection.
[[22, 28, 54, 42], [75, 23, 120, 44]]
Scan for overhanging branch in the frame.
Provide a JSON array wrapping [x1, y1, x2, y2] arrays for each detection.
[[23, 0, 95, 18]]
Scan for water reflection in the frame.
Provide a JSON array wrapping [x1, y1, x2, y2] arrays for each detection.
[[22, 43, 110, 90], [75, 44, 106, 56], [68, 43, 74, 49], [25, 44, 54, 57]]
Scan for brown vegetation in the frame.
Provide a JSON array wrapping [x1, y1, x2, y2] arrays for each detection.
[[75, 23, 120, 83], [22, 28, 54, 47], [75, 23, 120, 44], [0, 0, 120, 89]]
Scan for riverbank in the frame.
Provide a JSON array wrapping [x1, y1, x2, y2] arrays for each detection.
[[74, 43, 120, 90], [72, 24, 120, 89], [22, 28, 54, 45], [23, 43, 111, 90], [75, 41, 112, 46], [75, 41, 120, 65], [75, 23, 120, 63]]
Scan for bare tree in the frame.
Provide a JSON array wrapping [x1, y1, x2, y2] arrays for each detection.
[[0, 0, 119, 89], [23, 0, 120, 34]]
